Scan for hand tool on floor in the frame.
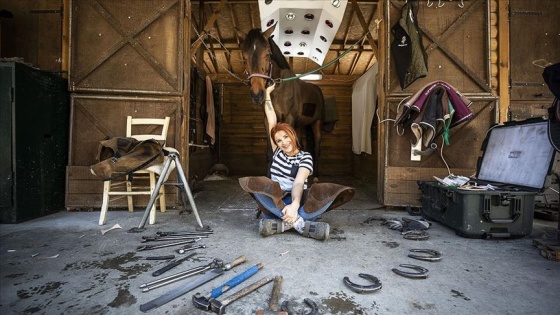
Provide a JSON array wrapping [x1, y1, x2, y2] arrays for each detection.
[[209, 276, 274, 315], [192, 262, 264, 310], [152, 253, 197, 277], [136, 239, 198, 251], [343, 273, 382, 293], [156, 228, 213, 236], [176, 244, 206, 254], [141, 235, 207, 242], [140, 258, 223, 292], [139, 256, 246, 313], [135, 255, 176, 261], [268, 275, 283, 311]]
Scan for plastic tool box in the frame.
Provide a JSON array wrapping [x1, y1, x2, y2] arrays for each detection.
[[418, 119, 556, 238]]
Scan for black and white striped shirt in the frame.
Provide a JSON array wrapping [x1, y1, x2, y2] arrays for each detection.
[[270, 147, 313, 191]]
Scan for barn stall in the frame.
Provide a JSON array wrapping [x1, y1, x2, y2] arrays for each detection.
[[1, 0, 558, 213]]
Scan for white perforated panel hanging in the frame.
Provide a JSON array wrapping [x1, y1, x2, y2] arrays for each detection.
[[258, 0, 348, 66]]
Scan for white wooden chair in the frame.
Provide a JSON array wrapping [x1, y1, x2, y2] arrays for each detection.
[[99, 116, 172, 225]]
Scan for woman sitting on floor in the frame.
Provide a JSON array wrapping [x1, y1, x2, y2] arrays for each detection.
[[239, 84, 355, 240]]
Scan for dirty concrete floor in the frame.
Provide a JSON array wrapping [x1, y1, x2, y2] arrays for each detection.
[[1, 176, 559, 315]]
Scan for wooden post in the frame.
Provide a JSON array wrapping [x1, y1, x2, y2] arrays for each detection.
[[497, 0, 510, 123]]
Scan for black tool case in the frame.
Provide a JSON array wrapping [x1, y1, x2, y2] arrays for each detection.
[[418, 119, 556, 238]]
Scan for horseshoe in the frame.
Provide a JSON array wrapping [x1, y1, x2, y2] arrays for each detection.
[[392, 264, 429, 279], [280, 298, 318, 315], [343, 273, 382, 293], [402, 230, 429, 240], [408, 249, 443, 262]]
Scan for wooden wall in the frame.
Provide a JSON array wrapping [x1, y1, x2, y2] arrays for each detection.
[[378, 0, 496, 206], [0, 0, 62, 72]]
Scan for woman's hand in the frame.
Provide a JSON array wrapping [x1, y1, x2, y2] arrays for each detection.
[[266, 82, 275, 97], [281, 203, 298, 225]]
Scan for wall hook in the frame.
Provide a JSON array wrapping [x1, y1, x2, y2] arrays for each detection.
[[458, 0, 464, 8], [427, 0, 433, 7], [437, 0, 444, 8]]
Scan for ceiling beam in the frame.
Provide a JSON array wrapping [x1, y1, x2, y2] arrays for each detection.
[[191, 0, 229, 59], [210, 73, 360, 85], [350, 0, 378, 58]]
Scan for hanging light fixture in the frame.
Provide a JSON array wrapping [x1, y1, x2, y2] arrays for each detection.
[[258, 0, 348, 66]]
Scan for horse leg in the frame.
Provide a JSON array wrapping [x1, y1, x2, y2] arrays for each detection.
[[311, 120, 322, 183]]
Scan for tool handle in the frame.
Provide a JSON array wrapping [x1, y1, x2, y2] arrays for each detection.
[[210, 263, 262, 299], [152, 262, 180, 277], [220, 277, 274, 305], [269, 275, 283, 311], [223, 255, 246, 270], [145, 255, 175, 260], [151, 253, 197, 276]]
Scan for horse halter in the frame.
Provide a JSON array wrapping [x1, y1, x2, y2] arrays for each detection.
[[245, 50, 278, 87]]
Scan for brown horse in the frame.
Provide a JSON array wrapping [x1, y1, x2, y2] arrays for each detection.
[[237, 24, 326, 179]]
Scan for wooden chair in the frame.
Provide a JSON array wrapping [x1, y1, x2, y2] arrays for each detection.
[[99, 116, 172, 225]]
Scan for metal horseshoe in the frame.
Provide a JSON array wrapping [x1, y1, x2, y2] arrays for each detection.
[[392, 264, 429, 279], [402, 230, 429, 240], [408, 249, 443, 262], [281, 298, 319, 315], [343, 273, 382, 293]]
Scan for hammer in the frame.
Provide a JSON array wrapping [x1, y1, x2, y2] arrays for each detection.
[[192, 262, 264, 311], [209, 276, 274, 315]]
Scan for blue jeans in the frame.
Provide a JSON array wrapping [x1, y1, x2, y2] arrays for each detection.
[[252, 193, 333, 221]]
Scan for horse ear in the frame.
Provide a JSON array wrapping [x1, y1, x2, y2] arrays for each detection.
[[235, 28, 247, 41], [263, 22, 277, 39]]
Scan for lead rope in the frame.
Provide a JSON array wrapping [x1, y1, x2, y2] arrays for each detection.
[[193, 28, 374, 85], [280, 30, 372, 82]]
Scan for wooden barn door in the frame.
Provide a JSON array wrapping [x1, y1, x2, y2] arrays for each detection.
[[66, 0, 188, 209], [379, 0, 497, 206], [508, 0, 560, 212]]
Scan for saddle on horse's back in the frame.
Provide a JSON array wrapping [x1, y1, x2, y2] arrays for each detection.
[[543, 63, 560, 151], [90, 137, 164, 181]]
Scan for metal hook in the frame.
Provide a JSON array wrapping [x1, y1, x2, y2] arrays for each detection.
[[437, 0, 444, 7], [427, 0, 433, 7], [458, 0, 464, 8]]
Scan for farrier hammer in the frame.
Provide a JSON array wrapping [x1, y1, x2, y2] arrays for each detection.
[[192, 262, 264, 310], [139, 256, 246, 313], [209, 276, 274, 315]]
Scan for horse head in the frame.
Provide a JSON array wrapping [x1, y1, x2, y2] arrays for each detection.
[[237, 24, 277, 105]]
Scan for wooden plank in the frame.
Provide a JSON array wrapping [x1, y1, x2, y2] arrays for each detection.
[[69, 0, 184, 94], [497, 0, 509, 123]]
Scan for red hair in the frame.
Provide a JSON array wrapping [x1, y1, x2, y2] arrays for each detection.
[[270, 123, 301, 150]]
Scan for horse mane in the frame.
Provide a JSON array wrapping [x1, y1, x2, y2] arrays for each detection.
[[268, 36, 291, 70], [242, 28, 291, 71]]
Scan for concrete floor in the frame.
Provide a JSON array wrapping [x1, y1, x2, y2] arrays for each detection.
[[1, 176, 559, 315]]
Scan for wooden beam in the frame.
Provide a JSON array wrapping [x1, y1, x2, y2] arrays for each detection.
[[350, 0, 379, 58], [191, 0, 228, 58], [210, 73, 359, 85], [497, 0, 510, 123]]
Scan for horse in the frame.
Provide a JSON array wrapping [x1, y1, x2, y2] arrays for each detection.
[[236, 24, 326, 180]]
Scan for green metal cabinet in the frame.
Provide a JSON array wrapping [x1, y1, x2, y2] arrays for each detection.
[[0, 62, 69, 223]]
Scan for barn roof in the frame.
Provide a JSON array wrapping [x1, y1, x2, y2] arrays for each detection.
[[190, 0, 380, 82]]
